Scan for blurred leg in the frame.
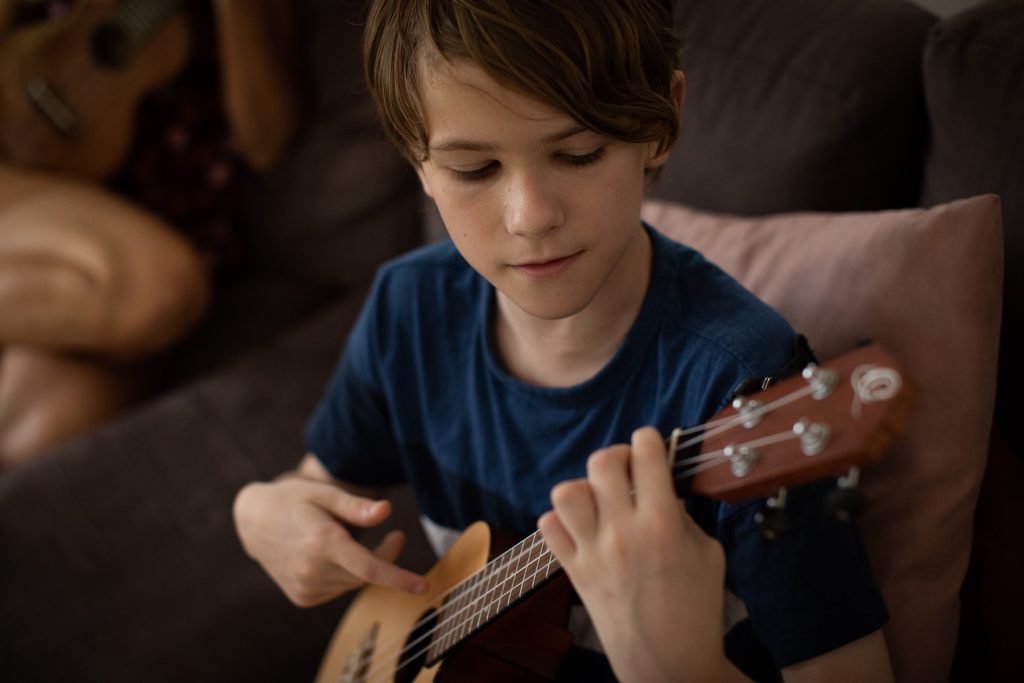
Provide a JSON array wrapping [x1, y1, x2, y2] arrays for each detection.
[[0, 173, 211, 463], [0, 181, 210, 359], [0, 345, 151, 467]]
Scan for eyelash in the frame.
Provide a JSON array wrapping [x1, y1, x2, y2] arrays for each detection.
[[451, 146, 607, 182]]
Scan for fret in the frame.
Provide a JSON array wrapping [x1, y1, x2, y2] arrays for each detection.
[[453, 571, 480, 643], [498, 543, 523, 611], [525, 533, 548, 591], [483, 548, 513, 622], [426, 530, 566, 665]]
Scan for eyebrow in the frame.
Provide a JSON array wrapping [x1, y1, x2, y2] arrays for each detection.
[[429, 124, 590, 153]]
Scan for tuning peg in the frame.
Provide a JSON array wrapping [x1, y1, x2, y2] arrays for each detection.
[[755, 488, 789, 540], [824, 467, 865, 522]]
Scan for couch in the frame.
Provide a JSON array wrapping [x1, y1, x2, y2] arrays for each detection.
[[1, 0, 1020, 680]]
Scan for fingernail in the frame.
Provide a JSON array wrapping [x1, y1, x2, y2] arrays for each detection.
[[363, 501, 383, 518]]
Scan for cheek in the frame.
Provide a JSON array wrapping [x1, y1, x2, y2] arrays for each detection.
[[434, 192, 498, 269]]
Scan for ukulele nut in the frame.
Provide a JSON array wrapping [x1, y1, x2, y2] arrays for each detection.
[[793, 418, 831, 456], [802, 364, 839, 400], [725, 444, 760, 477], [731, 397, 765, 429]]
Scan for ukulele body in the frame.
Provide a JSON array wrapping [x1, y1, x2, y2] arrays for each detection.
[[0, 1, 190, 179], [316, 522, 574, 683]]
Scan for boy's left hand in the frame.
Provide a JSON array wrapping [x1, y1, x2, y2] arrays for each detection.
[[538, 427, 744, 683]]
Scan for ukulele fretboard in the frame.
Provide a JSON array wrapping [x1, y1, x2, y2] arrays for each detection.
[[426, 530, 559, 663]]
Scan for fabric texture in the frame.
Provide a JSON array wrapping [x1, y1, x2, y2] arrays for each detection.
[[921, 0, 1024, 450], [642, 194, 1004, 682], [306, 227, 888, 675], [653, 0, 936, 214]]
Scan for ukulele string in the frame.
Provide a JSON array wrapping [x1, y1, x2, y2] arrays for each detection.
[[670, 381, 817, 467], [355, 527, 555, 679], [372, 386, 816, 680], [367, 537, 564, 683]]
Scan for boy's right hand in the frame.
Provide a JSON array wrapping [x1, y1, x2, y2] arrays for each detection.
[[232, 475, 428, 607]]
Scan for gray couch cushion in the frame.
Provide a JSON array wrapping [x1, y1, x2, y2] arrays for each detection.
[[652, 0, 936, 214]]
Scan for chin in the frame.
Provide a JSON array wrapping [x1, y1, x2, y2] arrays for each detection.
[[508, 290, 594, 321]]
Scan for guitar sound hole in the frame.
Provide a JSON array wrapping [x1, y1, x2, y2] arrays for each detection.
[[395, 608, 438, 683], [91, 23, 130, 68]]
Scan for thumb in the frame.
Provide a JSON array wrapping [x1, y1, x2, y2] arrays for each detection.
[[309, 483, 392, 527]]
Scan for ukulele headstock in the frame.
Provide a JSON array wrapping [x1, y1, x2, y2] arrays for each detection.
[[682, 344, 915, 503]]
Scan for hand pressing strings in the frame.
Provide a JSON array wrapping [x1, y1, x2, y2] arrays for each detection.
[[538, 426, 748, 683]]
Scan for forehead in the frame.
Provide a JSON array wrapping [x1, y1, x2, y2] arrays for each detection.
[[418, 57, 584, 150]]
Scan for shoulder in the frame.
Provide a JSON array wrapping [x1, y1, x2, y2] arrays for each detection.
[[361, 239, 486, 356], [369, 238, 480, 311], [649, 227, 797, 383]]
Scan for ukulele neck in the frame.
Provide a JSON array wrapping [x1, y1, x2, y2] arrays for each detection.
[[426, 530, 560, 664]]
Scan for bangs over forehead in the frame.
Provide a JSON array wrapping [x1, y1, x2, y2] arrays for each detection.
[[363, 0, 682, 164]]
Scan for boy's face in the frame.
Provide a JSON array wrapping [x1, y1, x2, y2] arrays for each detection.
[[416, 58, 675, 323]]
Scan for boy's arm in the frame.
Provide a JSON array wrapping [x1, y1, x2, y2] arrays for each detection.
[[232, 453, 427, 607], [781, 629, 893, 682]]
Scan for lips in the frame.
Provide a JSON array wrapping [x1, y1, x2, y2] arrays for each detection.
[[511, 251, 582, 278]]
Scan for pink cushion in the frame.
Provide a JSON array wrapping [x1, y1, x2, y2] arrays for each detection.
[[642, 195, 1003, 681]]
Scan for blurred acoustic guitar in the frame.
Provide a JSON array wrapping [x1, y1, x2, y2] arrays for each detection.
[[0, 0, 190, 179], [315, 343, 916, 682]]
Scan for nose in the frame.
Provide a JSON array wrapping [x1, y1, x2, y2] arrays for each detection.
[[504, 170, 563, 238]]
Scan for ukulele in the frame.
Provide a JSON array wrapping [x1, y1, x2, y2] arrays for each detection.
[[0, 0, 190, 179], [315, 343, 915, 683]]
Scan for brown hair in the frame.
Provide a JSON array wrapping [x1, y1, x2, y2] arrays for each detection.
[[363, 0, 681, 165]]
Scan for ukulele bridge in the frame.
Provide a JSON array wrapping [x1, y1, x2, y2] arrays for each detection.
[[339, 622, 379, 683]]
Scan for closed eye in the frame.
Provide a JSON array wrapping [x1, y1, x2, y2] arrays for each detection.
[[451, 161, 499, 182], [559, 146, 606, 168], [448, 145, 607, 183]]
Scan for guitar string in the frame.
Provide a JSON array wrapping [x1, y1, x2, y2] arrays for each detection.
[[359, 383, 820, 681]]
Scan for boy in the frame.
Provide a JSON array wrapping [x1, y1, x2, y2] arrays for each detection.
[[233, 1, 893, 679]]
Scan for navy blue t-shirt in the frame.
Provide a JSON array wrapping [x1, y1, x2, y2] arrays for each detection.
[[306, 226, 887, 678]]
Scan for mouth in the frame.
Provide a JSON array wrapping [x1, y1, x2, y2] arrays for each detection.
[[511, 251, 583, 278]]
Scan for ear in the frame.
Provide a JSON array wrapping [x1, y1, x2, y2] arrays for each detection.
[[416, 163, 436, 199], [645, 70, 687, 170]]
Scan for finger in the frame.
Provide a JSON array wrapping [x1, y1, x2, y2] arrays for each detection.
[[629, 426, 677, 509], [586, 445, 634, 520], [307, 483, 392, 527], [537, 510, 576, 561], [330, 533, 427, 594], [549, 479, 598, 542], [372, 529, 407, 564]]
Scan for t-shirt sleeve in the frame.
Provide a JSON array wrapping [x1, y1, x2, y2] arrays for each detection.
[[719, 481, 889, 669], [303, 272, 406, 487]]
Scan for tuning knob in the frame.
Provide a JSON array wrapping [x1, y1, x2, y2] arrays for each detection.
[[824, 467, 865, 522], [825, 488, 866, 522], [755, 488, 789, 540]]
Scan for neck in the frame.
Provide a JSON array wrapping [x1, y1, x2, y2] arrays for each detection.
[[495, 226, 652, 387]]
